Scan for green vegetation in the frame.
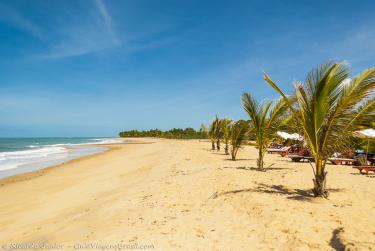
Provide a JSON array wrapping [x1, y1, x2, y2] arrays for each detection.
[[119, 128, 207, 139], [207, 117, 250, 160], [242, 94, 289, 170], [229, 120, 248, 160], [264, 61, 375, 197], [214, 117, 223, 151], [208, 116, 223, 150], [208, 118, 218, 150], [200, 124, 209, 139], [221, 118, 233, 155]]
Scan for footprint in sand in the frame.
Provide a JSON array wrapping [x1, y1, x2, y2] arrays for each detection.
[[195, 229, 205, 238]]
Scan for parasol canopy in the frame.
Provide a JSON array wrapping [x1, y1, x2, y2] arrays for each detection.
[[276, 131, 303, 141], [353, 128, 375, 159], [353, 129, 375, 138]]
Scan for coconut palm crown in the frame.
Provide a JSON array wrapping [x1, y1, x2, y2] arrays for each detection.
[[264, 61, 375, 197], [229, 120, 248, 160], [242, 94, 289, 170]]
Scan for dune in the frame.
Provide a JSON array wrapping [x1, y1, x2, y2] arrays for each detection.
[[0, 138, 374, 250]]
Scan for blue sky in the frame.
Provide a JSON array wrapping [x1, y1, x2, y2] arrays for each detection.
[[0, 0, 374, 137]]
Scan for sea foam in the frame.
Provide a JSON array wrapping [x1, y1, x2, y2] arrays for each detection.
[[0, 146, 68, 171], [0, 138, 124, 175]]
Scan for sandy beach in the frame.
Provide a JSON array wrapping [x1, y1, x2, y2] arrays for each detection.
[[0, 138, 374, 250]]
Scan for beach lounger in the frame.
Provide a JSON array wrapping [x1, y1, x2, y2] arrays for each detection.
[[352, 166, 375, 174], [266, 146, 291, 157], [328, 158, 357, 165], [367, 157, 375, 165], [287, 155, 314, 162], [266, 146, 288, 153]]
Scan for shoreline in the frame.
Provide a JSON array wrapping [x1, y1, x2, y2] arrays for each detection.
[[0, 138, 126, 181], [0, 144, 118, 186]]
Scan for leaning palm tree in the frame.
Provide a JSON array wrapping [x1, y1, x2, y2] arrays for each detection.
[[230, 120, 248, 160], [242, 94, 289, 170], [264, 61, 375, 197], [221, 119, 233, 155]]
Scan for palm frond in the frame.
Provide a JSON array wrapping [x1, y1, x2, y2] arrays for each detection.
[[230, 120, 248, 160]]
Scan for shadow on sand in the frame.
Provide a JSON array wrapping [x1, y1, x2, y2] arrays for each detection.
[[215, 183, 344, 201], [222, 166, 289, 171], [210, 152, 230, 156], [223, 158, 256, 161], [329, 227, 355, 251], [350, 172, 375, 178], [202, 148, 223, 152]]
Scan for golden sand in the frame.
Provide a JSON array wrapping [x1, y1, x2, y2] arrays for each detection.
[[0, 138, 374, 250]]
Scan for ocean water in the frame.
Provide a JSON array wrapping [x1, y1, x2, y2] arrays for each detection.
[[0, 137, 124, 179]]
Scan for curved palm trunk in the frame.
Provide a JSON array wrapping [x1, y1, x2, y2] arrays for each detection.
[[216, 139, 220, 151], [211, 140, 216, 150], [312, 156, 328, 197], [257, 147, 265, 170], [231, 147, 238, 160], [225, 143, 229, 155]]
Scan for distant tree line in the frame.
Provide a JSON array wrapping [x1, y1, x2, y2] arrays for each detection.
[[119, 128, 207, 139]]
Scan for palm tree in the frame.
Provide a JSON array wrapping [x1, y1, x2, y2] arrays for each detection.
[[221, 119, 233, 155], [209, 120, 217, 150], [264, 61, 375, 197], [200, 124, 209, 138], [242, 94, 289, 170], [214, 117, 223, 151], [230, 120, 248, 160]]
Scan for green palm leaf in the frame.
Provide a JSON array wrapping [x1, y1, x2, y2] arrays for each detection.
[[242, 93, 288, 169]]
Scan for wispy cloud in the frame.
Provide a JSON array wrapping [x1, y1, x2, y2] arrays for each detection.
[[0, 3, 44, 40], [41, 41, 106, 59], [94, 0, 119, 45], [40, 0, 121, 59], [0, 1, 177, 60]]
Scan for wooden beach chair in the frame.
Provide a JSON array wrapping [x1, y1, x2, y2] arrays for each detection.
[[266, 146, 291, 157], [352, 166, 375, 174], [287, 155, 314, 162], [267, 146, 289, 153], [367, 157, 375, 165], [328, 157, 357, 165], [287, 148, 314, 162]]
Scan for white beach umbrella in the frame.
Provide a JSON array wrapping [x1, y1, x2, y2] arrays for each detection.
[[276, 131, 303, 141], [353, 129, 375, 138], [353, 128, 375, 159]]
